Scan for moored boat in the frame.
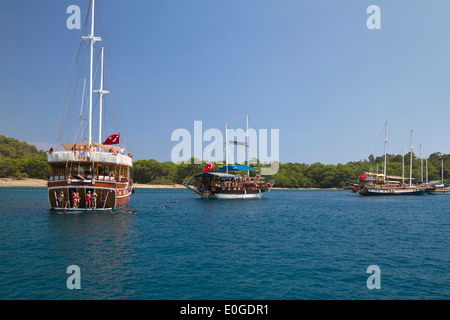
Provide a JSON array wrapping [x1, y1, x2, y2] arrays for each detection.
[[47, 143, 134, 211], [358, 122, 426, 196], [426, 183, 450, 195], [47, 0, 134, 211], [183, 165, 273, 199], [182, 115, 274, 199]]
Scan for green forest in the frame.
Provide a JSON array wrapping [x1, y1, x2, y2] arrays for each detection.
[[2, 134, 450, 188], [0, 135, 49, 179]]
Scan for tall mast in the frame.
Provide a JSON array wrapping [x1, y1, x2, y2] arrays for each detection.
[[82, 0, 102, 147], [410, 129, 413, 187], [402, 148, 404, 185], [94, 46, 109, 144], [420, 144, 423, 183], [225, 122, 228, 174], [442, 156, 444, 182], [384, 121, 388, 183], [246, 114, 249, 175], [426, 157, 428, 184]]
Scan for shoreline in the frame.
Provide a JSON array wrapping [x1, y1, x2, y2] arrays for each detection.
[[0, 178, 346, 190]]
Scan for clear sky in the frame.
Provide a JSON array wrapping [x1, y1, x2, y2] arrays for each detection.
[[1, 0, 450, 164]]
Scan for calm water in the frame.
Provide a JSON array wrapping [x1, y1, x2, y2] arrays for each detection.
[[0, 187, 449, 300]]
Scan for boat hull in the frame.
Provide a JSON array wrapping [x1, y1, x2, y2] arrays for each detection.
[[186, 185, 267, 199], [214, 192, 263, 199], [426, 189, 450, 195], [359, 187, 426, 196], [48, 179, 133, 211]]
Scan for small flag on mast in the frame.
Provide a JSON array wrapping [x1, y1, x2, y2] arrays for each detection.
[[361, 171, 367, 181], [204, 161, 214, 173]]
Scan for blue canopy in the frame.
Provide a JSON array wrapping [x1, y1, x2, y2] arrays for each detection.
[[218, 165, 256, 172]]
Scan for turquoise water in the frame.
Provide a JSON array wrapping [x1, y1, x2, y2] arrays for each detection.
[[0, 187, 449, 300]]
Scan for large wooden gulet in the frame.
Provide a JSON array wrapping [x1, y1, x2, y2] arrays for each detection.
[[47, 0, 134, 211]]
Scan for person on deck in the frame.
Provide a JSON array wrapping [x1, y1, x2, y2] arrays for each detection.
[[86, 191, 92, 209], [58, 191, 64, 207], [71, 191, 77, 208], [64, 196, 70, 209], [91, 191, 97, 209]]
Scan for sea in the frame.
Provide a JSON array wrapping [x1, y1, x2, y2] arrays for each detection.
[[0, 187, 449, 300]]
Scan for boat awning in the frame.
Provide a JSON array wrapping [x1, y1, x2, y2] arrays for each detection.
[[195, 172, 239, 178], [366, 172, 385, 177], [386, 175, 414, 180], [61, 141, 122, 152], [218, 165, 255, 172]]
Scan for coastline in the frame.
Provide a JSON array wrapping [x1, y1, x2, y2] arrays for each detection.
[[0, 178, 345, 190], [0, 178, 186, 189], [0, 178, 47, 188]]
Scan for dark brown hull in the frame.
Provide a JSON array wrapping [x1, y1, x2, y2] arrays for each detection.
[[48, 180, 133, 210]]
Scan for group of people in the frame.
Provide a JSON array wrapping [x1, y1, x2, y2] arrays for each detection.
[[212, 176, 271, 190], [71, 144, 94, 161], [195, 176, 272, 193], [57, 190, 98, 209]]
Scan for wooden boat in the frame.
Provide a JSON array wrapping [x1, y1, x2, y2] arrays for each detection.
[[47, 143, 134, 211], [47, 0, 134, 211], [425, 157, 450, 194], [359, 184, 426, 196], [182, 115, 273, 199], [358, 122, 426, 196], [183, 166, 273, 199], [426, 183, 450, 195]]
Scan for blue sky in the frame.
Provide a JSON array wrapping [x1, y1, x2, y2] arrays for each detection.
[[1, 0, 450, 164]]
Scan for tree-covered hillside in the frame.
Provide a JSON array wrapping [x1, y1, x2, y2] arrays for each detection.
[[0, 135, 49, 179], [2, 134, 449, 187]]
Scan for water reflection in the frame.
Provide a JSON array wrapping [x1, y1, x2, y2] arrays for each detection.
[[46, 206, 140, 299]]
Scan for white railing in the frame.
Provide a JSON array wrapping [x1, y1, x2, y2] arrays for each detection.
[[47, 151, 133, 166]]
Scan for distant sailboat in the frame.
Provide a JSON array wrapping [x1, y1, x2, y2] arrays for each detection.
[[358, 121, 426, 196], [426, 156, 450, 194], [182, 115, 273, 199]]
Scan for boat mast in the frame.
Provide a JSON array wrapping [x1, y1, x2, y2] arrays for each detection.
[[225, 122, 228, 174], [82, 0, 102, 147], [94, 46, 109, 145], [441, 156, 444, 182], [420, 144, 423, 183], [410, 129, 413, 187], [246, 114, 249, 176], [384, 121, 388, 183], [426, 156, 428, 184], [402, 148, 404, 185]]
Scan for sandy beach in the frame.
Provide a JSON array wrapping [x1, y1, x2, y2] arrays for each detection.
[[133, 183, 185, 189], [0, 178, 185, 189], [0, 178, 48, 188], [0, 179, 345, 191]]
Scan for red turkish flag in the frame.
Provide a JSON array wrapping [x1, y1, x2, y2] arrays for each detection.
[[204, 161, 214, 173], [361, 171, 367, 181], [103, 134, 120, 145]]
